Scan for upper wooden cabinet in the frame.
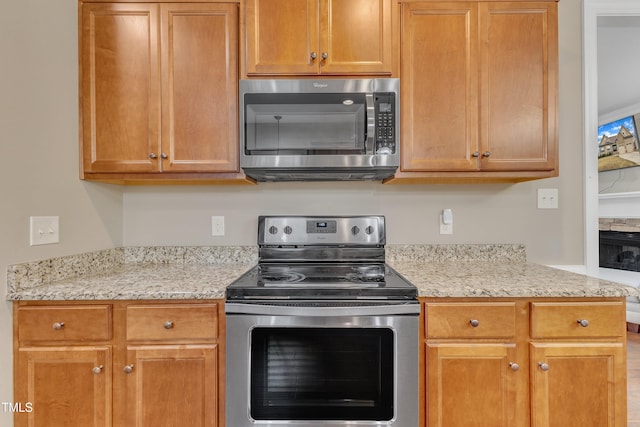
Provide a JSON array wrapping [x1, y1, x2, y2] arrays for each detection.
[[392, 1, 558, 183], [243, 0, 394, 76], [80, 2, 247, 183]]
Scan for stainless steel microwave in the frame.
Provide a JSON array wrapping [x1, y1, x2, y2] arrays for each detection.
[[240, 79, 399, 181]]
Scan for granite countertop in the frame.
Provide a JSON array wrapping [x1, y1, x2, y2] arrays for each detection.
[[6, 245, 639, 301], [7, 263, 254, 300], [389, 261, 638, 298]]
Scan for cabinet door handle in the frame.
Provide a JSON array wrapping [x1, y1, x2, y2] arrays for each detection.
[[52, 322, 65, 330], [160, 153, 168, 160], [577, 319, 589, 327], [472, 151, 480, 158], [321, 52, 328, 60], [538, 362, 549, 371], [482, 151, 491, 157], [469, 319, 480, 327], [149, 153, 158, 159], [310, 52, 317, 60], [123, 364, 134, 374], [92, 365, 104, 374], [509, 362, 520, 371], [164, 320, 174, 329]]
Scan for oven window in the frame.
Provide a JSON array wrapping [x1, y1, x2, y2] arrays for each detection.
[[250, 327, 394, 421], [244, 93, 366, 154]]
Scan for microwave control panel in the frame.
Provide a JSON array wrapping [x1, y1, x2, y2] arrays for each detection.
[[374, 93, 396, 154]]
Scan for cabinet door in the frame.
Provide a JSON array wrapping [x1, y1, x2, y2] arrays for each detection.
[[425, 342, 523, 427], [245, 0, 319, 75], [319, 0, 392, 75], [124, 345, 218, 427], [478, 2, 558, 171], [400, 3, 479, 171], [81, 3, 161, 173], [15, 347, 111, 427], [161, 4, 239, 172], [530, 342, 626, 427]]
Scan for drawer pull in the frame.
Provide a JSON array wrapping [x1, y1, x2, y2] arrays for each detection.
[[509, 362, 520, 371], [164, 320, 174, 329], [52, 322, 65, 330], [577, 319, 589, 327], [469, 319, 480, 327], [123, 364, 134, 374], [92, 365, 104, 374], [538, 362, 549, 372]]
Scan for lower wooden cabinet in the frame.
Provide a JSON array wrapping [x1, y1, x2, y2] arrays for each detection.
[[124, 345, 218, 426], [530, 342, 626, 427], [13, 300, 225, 427], [15, 347, 112, 427], [529, 301, 627, 427], [420, 298, 627, 427], [426, 343, 522, 427]]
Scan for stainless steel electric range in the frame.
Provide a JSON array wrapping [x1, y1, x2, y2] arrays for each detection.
[[225, 215, 419, 427]]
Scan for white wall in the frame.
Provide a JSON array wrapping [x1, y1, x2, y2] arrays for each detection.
[[1, 0, 586, 425], [0, 0, 123, 424], [597, 23, 640, 194]]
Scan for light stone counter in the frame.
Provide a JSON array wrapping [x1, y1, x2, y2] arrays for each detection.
[[7, 263, 254, 300], [6, 246, 256, 301], [388, 261, 638, 298], [6, 245, 639, 300], [386, 244, 639, 298]]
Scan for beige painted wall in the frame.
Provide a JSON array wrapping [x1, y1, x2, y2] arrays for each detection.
[[0, 0, 123, 423], [1, 0, 583, 424]]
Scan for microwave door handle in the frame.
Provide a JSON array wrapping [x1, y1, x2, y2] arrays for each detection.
[[365, 93, 375, 154]]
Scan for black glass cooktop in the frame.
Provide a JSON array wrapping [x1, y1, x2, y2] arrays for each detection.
[[226, 262, 417, 301]]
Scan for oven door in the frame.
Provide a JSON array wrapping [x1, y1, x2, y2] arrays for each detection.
[[225, 303, 419, 427]]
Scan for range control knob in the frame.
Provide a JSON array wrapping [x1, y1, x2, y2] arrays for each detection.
[[365, 226, 374, 235], [351, 226, 360, 236], [283, 226, 293, 235], [268, 226, 278, 235]]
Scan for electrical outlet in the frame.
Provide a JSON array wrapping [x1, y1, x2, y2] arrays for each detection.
[[211, 216, 225, 236], [537, 188, 559, 209], [30, 216, 59, 246], [439, 210, 453, 235]]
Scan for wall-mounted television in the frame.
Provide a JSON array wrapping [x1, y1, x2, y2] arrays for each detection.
[[598, 113, 640, 172]]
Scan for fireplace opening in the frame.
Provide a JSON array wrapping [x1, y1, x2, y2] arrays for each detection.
[[599, 230, 640, 272]]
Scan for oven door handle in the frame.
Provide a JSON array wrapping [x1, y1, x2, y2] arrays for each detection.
[[225, 302, 420, 316]]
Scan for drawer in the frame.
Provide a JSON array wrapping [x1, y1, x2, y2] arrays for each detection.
[[18, 305, 111, 342], [126, 304, 218, 342], [425, 302, 516, 339], [530, 301, 625, 338]]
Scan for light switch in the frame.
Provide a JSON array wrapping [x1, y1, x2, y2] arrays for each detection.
[[30, 216, 59, 246], [537, 188, 559, 209]]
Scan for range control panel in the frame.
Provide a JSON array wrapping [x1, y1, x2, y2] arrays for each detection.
[[259, 216, 385, 246]]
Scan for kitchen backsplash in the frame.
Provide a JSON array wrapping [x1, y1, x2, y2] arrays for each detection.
[[385, 244, 526, 263]]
